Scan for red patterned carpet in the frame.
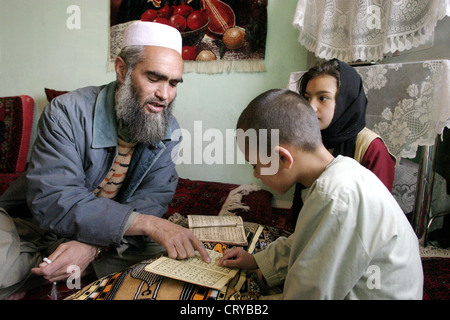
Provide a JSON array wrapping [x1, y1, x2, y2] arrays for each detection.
[[16, 179, 450, 300], [21, 256, 449, 300], [422, 257, 450, 300]]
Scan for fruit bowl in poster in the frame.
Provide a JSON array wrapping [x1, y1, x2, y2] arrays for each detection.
[[109, 0, 267, 72], [181, 17, 209, 47]]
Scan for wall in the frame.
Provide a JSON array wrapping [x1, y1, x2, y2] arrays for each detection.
[[0, 0, 308, 207]]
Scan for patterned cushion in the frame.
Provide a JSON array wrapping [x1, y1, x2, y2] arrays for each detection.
[[44, 88, 68, 102]]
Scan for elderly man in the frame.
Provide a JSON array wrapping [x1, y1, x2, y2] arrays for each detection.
[[0, 21, 209, 300]]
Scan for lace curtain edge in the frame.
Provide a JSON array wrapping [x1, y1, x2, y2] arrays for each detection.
[[292, 0, 450, 62]]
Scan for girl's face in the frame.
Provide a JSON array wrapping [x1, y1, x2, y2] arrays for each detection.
[[303, 75, 338, 130]]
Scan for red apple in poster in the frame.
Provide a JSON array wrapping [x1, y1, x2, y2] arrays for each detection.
[[153, 17, 169, 25], [173, 3, 193, 18], [182, 46, 197, 60], [187, 10, 208, 30], [159, 3, 173, 19], [169, 14, 187, 32], [141, 9, 157, 21]]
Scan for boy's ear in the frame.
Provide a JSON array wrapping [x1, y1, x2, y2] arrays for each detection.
[[273, 146, 293, 169], [115, 56, 127, 84]]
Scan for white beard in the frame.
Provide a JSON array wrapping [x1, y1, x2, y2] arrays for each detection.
[[115, 73, 174, 144]]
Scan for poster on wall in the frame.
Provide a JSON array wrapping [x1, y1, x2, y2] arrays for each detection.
[[109, 0, 268, 73]]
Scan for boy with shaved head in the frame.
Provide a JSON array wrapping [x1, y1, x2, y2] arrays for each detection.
[[220, 89, 423, 300]]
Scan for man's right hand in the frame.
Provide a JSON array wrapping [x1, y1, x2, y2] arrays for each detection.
[[125, 214, 210, 263], [31, 240, 97, 282]]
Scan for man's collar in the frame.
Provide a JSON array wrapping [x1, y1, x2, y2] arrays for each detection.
[[92, 81, 118, 148]]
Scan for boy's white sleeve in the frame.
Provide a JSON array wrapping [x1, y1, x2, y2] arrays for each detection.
[[254, 183, 370, 299], [253, 236, 293, 288]]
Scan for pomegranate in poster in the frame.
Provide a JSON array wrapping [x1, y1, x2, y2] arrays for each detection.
[[187, 10, 208, 31], [141, 9, 158, 22], [142, 4, 208, 32], [152, 17, 169, 25], [173, 3, 193, 18], [158, 3, 173, 19], [169, 14, 187, 32], [182, 46, 197, 60]]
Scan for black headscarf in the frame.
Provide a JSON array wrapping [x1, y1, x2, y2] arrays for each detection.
[[321, 60, 367, 157], [291, 60, 368, 227]]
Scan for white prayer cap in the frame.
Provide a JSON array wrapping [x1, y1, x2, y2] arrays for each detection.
[[122, 21, 182, 55]]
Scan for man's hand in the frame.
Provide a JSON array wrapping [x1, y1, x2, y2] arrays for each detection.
[[31, 241, 97, 282], [126, 214, 210, 263], [218, 247, 258, 269]]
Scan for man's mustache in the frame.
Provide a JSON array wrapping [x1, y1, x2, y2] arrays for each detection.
[[143, 99, 168, 109]]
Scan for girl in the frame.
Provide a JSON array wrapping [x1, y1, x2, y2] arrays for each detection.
[[292, 59, 396, 221]]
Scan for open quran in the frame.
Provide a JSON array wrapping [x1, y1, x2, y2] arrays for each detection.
[[187, 215, 248, 246], [144, 249, 239, 290]]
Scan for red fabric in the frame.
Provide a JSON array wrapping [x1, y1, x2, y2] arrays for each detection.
[[44, 88, 68, 102], [422, 258, 450, 300], [0, 173, 23, 194], [0, 95, 34, 174], [165, 178, 274, 226], [360, 138, 395, 191]]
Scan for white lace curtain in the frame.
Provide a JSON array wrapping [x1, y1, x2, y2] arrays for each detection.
[[292, 0, 450, 62]]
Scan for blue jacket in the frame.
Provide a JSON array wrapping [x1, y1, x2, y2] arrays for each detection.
[[0, 81, 181, 248]]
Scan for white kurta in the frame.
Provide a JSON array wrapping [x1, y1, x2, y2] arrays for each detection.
[[254, 156, 423, 300]]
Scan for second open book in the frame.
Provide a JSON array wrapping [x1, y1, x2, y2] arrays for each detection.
[[187, 215, 248, 246]]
